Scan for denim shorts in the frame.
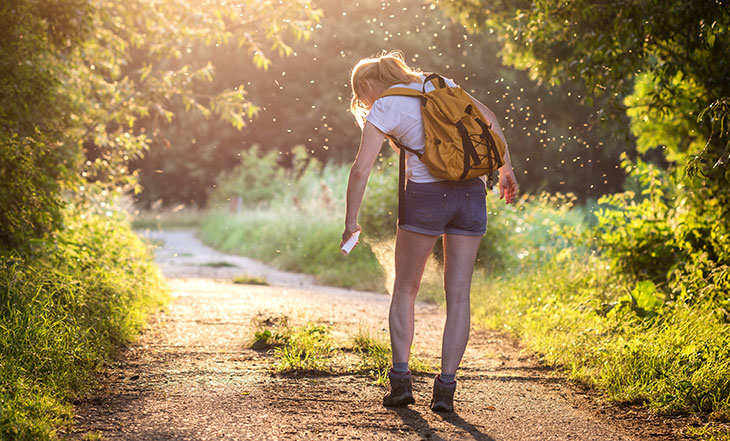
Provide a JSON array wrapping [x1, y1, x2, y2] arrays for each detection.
[[400, 178, 487, 237]]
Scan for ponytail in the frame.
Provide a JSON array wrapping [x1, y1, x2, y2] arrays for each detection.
[[350, 50, 421, 127]]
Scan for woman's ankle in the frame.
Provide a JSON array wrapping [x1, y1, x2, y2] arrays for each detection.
[[437, 373, 456, 384], [392, 362, 409, 374]]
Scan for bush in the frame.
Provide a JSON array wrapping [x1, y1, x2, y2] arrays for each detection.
[[209, 145, 288, 209], [0, 131, 70, 249], [595, 154, 730, 309], [357, 156, 399, 238], [0, 207, 168, 440], [595, 156, 680, 283]]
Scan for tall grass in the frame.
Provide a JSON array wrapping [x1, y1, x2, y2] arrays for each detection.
[[0, 208, 168, 440], [200, 205, 386, 291], [200, 146, 391, 292], [475, 255, 730, 417]]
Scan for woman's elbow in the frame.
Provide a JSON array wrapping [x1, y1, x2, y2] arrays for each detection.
[[349, 166, 370, 182]]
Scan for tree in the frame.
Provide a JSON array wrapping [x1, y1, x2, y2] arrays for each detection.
[[133, 0, 629, 207], [435, 0, 729, 178], [0, 0, 320, 249], [434, 0, 730, 303], [0, 0, 92, 248]]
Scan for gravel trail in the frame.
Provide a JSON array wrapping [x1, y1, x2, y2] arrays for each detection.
[[68, 230, 688, 440]]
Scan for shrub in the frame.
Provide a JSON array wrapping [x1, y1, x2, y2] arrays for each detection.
[[0, 207, 168, 440], [595, 154, 730, 309]]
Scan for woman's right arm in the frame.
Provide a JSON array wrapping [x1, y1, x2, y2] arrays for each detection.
[[342, 121, 386, 244]]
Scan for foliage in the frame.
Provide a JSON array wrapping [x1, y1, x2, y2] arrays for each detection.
[[0, 0, 89, 248], [200, 147, 384, 291], [202, 144, 730, 419], [200, 205, 386, 292], [201, 147, 595, 290], [1, 2, 311, 438], [596, 154, 730, 313], [477, 191, 589, 273], [354, 158, 399, 239], [351, 330, 393, 385], [685, 423, 730, 441], [134, 0, 630, 208], [209, 145, 297, 210], [1, 0, 320, 250], [436, 0, 730, 160], [273, 323, 335, 373], [249, 315, 336, 373], [436, 0, 730, 351], [251, 315, 336, 373], [232, 274, 269, 286], [595, 155, 680, 283], [472, 253, 730, 417], [0, 208, 168, 440], [130, 206, 206, 230], [251, 315, 292, 350], [0, 131, 68, 248]]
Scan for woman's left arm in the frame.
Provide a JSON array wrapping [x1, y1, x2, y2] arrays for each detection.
[[342, 121, 386, 245]]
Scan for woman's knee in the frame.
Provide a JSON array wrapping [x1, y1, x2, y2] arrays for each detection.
[[392, 278, 420, 300], [444, 290, 470, 308]]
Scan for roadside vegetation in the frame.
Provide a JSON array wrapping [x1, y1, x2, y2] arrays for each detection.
[[130, 206, 207, 231], [1, 0, 318, 438], [198, 2, 730, 436], [0, 208, 168, 440], [351, 330, 435, 385]]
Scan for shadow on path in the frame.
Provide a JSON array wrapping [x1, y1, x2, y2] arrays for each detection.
[[390, 407, 496, 441]]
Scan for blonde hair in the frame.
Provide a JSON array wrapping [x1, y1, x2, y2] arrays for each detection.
[[349, 50, 422, 127]]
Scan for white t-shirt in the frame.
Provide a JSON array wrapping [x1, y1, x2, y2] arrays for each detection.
[[366, 74, 457, 183]]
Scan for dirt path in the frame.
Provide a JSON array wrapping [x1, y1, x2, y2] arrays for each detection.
[[69, 230, 689, 440]]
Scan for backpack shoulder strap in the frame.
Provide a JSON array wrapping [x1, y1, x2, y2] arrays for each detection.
[[423, 73, 447, 90], [378, 87, 425, 99]]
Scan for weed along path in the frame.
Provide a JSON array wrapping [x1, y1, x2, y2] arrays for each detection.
[[69, 230, 684, 441]]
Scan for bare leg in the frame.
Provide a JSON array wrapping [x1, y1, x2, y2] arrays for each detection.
[[390, 228, 439, 366], [440, 233, 482, 375]]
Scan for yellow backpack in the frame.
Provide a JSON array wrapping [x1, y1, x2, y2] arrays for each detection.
[[379, 73, 506, 187]]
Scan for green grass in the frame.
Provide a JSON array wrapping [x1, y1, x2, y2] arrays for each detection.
[[0, 208, 169, 440], [250, 315, 293, 350], [200, 148, 730, 433], [249, 315, 336, 373], [81, 431, 104, 441], [250, 318, 435, 382], [686, 424, 730, 441], [200, 207, 386, 292], [351, 330, 436, 385], [130, 206, 206, 230], [233, 274, 269, 285], [471, 255, 730, 419], [202, 261, 238, 268], [273, 323, 335, 373]]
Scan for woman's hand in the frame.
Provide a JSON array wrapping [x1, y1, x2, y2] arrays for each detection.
[[498, 168, 518, 204], [341, 224, 361, 248]]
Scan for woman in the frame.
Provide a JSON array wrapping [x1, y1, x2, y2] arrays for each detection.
[[341, 51, 518, 413]]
